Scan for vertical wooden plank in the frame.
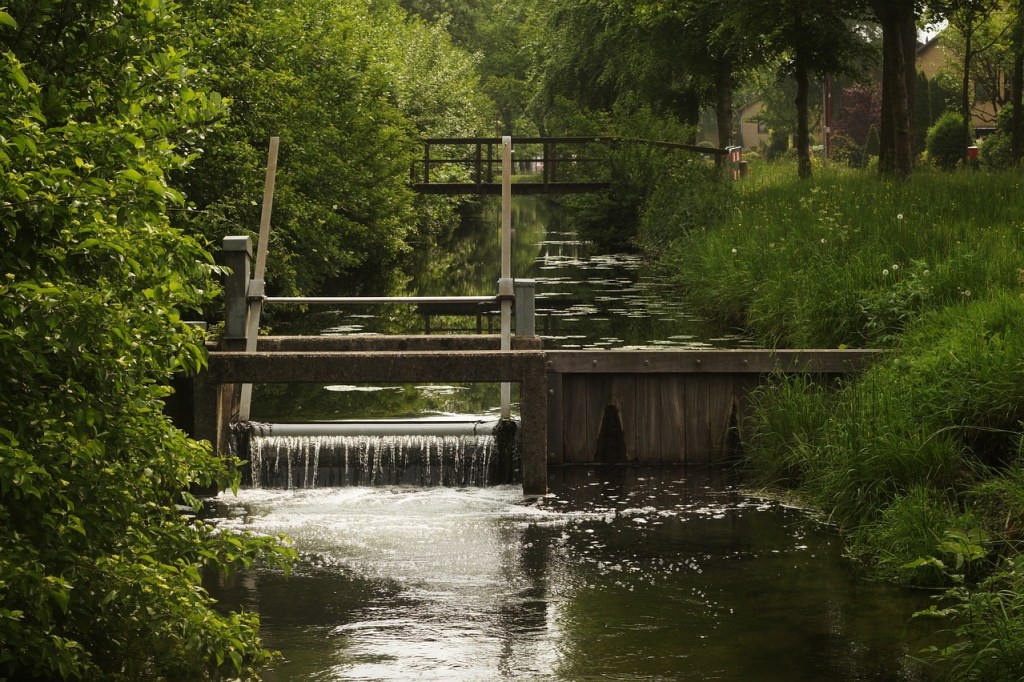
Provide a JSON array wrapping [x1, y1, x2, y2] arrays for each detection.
[[707, 373, 736, 461], [659, 375, 687, 463], [635, 375, 662, 463], [475, 142, 482, 188], [520, 358, 549, 495], [561, 375, 592, 463], [583, 374, 611, 461], [684, 375, 711, 464], [547, 371, 564, 465]]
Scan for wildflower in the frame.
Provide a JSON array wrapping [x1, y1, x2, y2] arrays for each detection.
[[882, 269, 889, 277], [820, 238, 826, 244], [731, 248, 737, 254], [963, 289, 972, 298], [897, 213, 904, 221], [891, 264, 899, 271]]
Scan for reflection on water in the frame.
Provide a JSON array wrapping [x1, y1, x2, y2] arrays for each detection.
[[211, 468, 936, 681]]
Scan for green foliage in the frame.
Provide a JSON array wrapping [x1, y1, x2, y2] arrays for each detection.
[[860, 489, 982, 585], [555, 105, 723, 251], [765, 130, 790, 160], [981, 105, 1016, 169], [865, 123, 880, 158], [0, 4, 293, 679], [927, 111, 973, 170], [913, 71, 934, 156], [743, 375, 832, 487], [829, 133, 868, 168], [178, 0, 490, 298], [913, 555, 1024, 680], [737, 291, 1024, 574]]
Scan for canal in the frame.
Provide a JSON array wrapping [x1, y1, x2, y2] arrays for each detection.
[[213, 198, 939, 680]]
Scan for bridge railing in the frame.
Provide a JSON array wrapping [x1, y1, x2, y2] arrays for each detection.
[[411, 136, 731, 194], [413, 136, 609, 187]]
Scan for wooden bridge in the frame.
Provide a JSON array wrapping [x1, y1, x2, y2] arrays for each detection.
[[411, 136, 731, 195]]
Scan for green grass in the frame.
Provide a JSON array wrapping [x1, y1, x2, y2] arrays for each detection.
[[655, 163, 1024, 348]]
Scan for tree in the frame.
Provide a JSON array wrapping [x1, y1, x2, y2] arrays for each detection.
[[0, 2, 293, 678], [931, 0, 1004, 164], [179, 0, 491, 298], [533, 0, 756, 147], [869, 0, 918, 177], [730, 0, 874, 178], [834, 82, 882, 148], [1012, 1, 1024, 163]]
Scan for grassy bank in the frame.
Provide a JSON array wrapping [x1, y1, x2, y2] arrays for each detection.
[[653, 164, 1024, 348], [648, 162, 1024, 677]]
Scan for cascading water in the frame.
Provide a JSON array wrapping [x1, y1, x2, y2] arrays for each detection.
[[245, 433, 500, 489]]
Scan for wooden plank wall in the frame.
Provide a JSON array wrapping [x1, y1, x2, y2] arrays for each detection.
[[546, 350, 880, 465]]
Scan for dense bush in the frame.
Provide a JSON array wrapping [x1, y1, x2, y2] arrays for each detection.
[[555, 104, 720, 251], [745, 292, 1024, 569], [829, 133, 868, 168], [178, 0, 491, 298], [927, 111, 973, 170], [982, 105, 1015, 170], [0, 5, 293, 679]]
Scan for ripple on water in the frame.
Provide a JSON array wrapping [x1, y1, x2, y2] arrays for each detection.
[[210, 468, 937, 681]]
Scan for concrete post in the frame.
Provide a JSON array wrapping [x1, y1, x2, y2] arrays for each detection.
[[222, 236, 252, 345], [514, 279, 536, 338]]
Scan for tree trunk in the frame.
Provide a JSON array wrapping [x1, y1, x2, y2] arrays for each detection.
[[872, 0, 916, 178], [795, 58, 812, 179], [1012, 4, 1024, 164], [962, 27, 974, 165], [903, 15, 917, 168], [715, 65, 734, 149]]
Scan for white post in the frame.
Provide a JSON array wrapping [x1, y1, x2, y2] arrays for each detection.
[[238, 136, 279, 421], [499, 136, 513, 419]]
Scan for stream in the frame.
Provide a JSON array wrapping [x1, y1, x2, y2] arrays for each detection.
[[212, 197, 940, 680]]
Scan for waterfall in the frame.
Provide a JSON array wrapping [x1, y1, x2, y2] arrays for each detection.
[[245, 433, 501, 488]]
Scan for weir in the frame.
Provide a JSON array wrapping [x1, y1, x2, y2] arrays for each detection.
[[245, 432, 500, 489], [182, 136, 873, 496], [240, 417, 512, 488]]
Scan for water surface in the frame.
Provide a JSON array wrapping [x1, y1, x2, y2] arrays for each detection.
[[212, 468, 936, 681]]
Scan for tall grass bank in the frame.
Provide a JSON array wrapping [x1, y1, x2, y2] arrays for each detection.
[[648, 164, 1024, 678], [655, 166, 1024, 348]]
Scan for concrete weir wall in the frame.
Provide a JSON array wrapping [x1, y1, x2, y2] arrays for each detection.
[[194, 335, 549, 495]]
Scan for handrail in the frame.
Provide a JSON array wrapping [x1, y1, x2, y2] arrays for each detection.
[[263, 295, 498, 305], [421, 135, 727, 157]]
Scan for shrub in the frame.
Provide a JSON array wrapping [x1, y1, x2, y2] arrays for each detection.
[[982, 105, 1015, 170], [829, 133, 868, 168], [0, 7, 294, 679], [927, 111, 973, 170], [765, 130, 790, 160]]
